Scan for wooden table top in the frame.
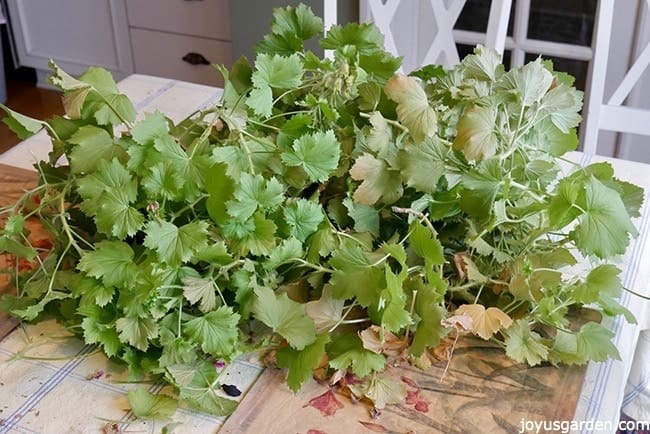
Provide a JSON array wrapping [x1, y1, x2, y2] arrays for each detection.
[[0, 163, 38, 340]]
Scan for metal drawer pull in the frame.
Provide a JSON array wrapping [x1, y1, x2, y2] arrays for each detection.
[[182, 52, 210, 65]]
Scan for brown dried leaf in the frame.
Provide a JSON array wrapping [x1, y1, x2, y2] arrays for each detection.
[[455, 304, 513, 340], [441, 313, 473, 332], [359, 325, 408, 357]]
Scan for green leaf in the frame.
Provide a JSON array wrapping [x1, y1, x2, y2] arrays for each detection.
[[252, 286, 316, 350], [321, 23, 385, 55], [12, 290, 70, 321], [227, 173, 284, 221], [577, 322, 620, 361], [597, 294, 636, 323], [571, 176, 637, 258], [0, 236, 38, 260], [572, 264, 622, 304], [3, 215, 26, 235], [205, 164, 235, 225], [159, 336, 198, 368], [281, 130, 341, 182], [94, 189, 145, 238], [77, 241, 138, 288], [547, 177, 582, 228], [276, 333, 329, 392], [142, 162, 183, 201], [68, 125, 125, 174], [384, 74, 437, 142], [77, 158, 137, 214], [131, 112, 169, 145], [144, 220, 210, 266], [381, 268, 412, 332], [462, 45, 502, 82], [397, 138, 447, 194], [459, 161, 502, 217], [79, 66, 119, 94], [94, 93, 137, 126], [170, 361, 238, 416], [252, 53, 303, 89], [270, 3, 323, 41], [535, 119, 578, 156], [350, 153, 403, 205], [549, 329, 587, 365], [81, 316, 121, 358], [284, 199, 323, 242], [77, 277, 115, 307], [329, 241, 371, 271], [496, 58, 553, 106], [185, 306, 240, 357], [265, 237, 303, 269], [453, 105, 499, 161], [233, 213, 277, 256], [128, 388, 178, 420], [330, 267, 384, 307], [409, 221, 444, 265], [411, 283, 447, 356], [540, 84, 583, 133], [0, 104, 46, 139], [182, 276, 217, 313], [246, 86, 273, 118], [328, 333, 385, 377], [504, 319, 549, 366], [116, 315, 159, 351], [343, 197, 379, 236]]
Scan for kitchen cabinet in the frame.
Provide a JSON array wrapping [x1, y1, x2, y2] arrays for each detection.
[[126, 0, 231, 86], [5, 0, 231, 87], [5, 0, 133, 85]]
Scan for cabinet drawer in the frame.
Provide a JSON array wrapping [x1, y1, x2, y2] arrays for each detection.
[[130, 28, 231, 87], [126, 0, 230, 40]]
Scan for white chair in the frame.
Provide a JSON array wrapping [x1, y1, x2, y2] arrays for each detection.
[[581, 0, 650, 156], [324, 1, 511, 70]]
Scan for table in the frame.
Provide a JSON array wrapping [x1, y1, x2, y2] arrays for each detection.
[[0, 75, 649, 433]]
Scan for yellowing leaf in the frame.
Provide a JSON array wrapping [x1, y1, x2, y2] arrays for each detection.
[[305, 285, 344, 332], [350, 153, 403, 205], [455, 304, 512, 340], [366, 112, 395, 160], [62, 87, 92, 119], [384, 74, 437, 142], [363, 375, 407, 410], [359, 325, 407, 357], [453, 105, 499, 161], [182, 276, 217, 313], [441, 314, 473, 332]]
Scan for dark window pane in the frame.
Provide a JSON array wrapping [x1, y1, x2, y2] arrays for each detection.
[[455, 0, 516, 35], [525, 52, 589, 91], [527, 0, 597, 46]]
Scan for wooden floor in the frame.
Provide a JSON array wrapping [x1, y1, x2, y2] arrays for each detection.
[[0, 78, 63, 154]]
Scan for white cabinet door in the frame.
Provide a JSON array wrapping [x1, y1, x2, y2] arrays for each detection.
[[6, 0, 133, 81]]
